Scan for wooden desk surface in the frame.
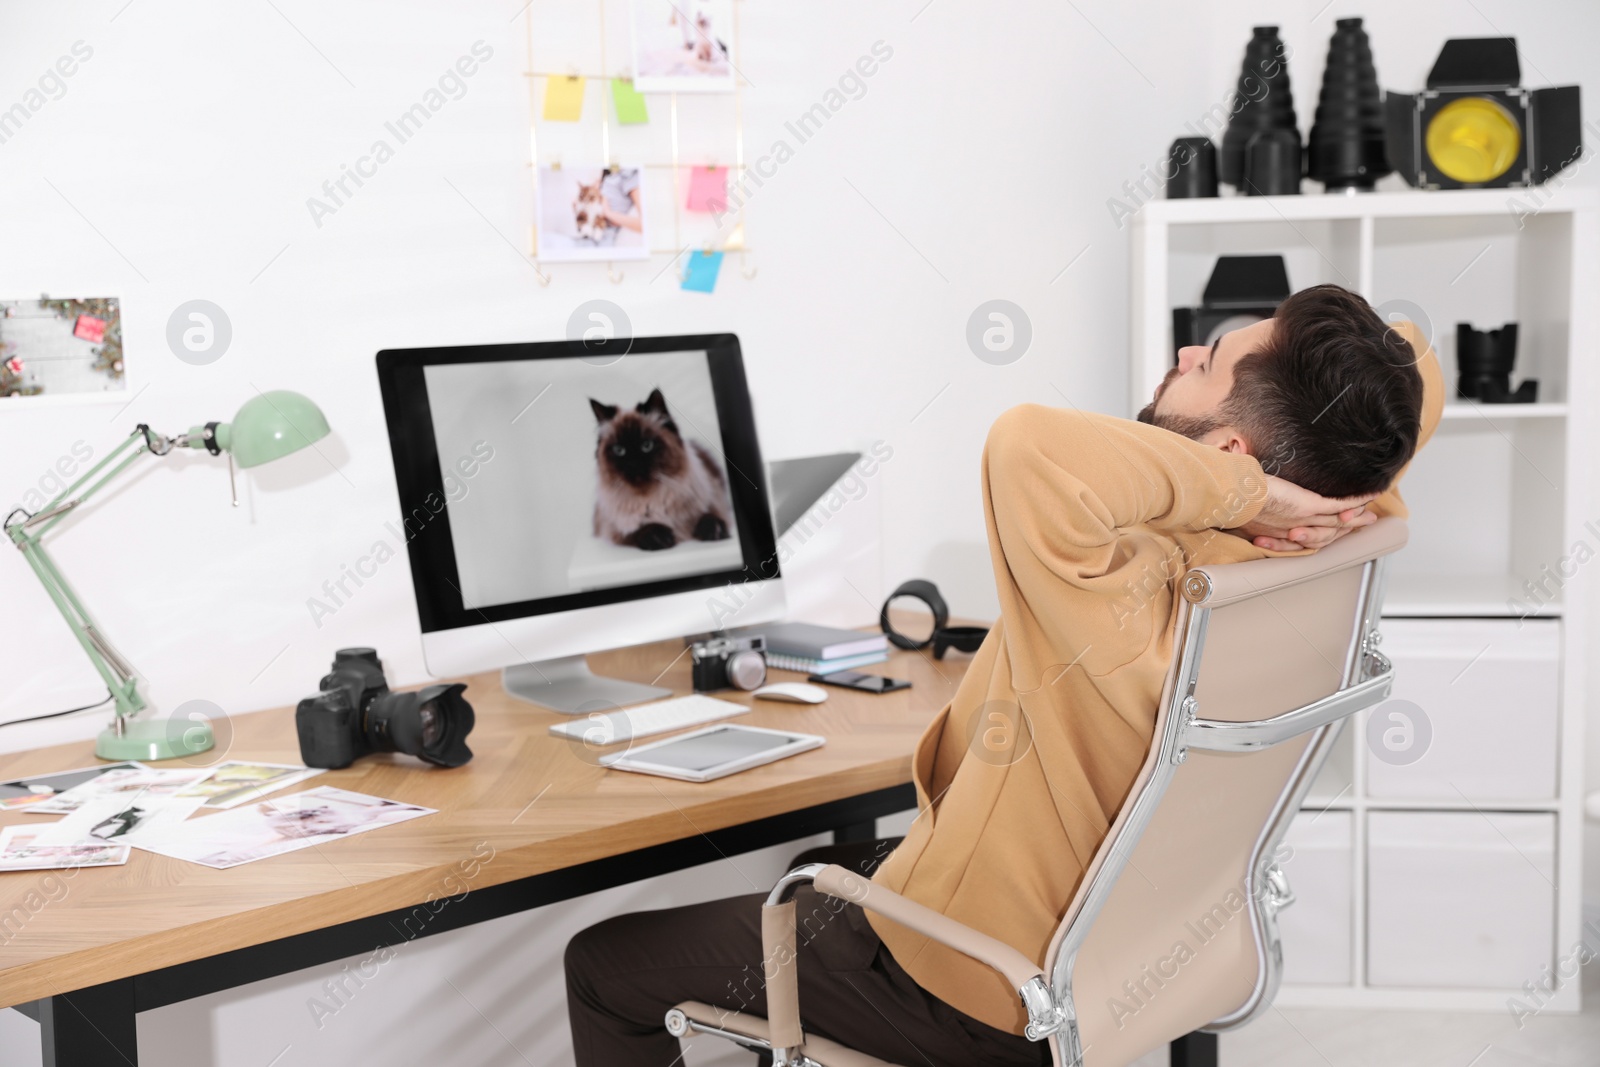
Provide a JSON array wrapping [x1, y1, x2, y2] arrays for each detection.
[[0, 634, 970, 1009]]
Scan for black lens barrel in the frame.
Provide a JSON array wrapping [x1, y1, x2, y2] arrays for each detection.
[[367, 683, 475, 767]]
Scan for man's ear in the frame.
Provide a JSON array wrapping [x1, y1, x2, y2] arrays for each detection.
[[1203, 426, 1252, 455]]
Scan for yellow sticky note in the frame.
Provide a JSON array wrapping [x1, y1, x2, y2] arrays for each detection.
[[543, 76, 586, 121]]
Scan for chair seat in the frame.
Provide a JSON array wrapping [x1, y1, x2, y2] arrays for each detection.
[[671, 1000, 907, 1067]]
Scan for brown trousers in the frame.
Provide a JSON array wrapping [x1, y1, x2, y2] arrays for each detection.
[[564, 838, 1051, 1067]]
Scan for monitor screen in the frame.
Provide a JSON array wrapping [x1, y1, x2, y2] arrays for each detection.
[[377, 334, 779, 635]]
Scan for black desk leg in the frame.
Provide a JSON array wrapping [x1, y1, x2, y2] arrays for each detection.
[[40, 977, 138, 1066], [1170, 1030, 1218, 1067], [832, 820, 878, 844]]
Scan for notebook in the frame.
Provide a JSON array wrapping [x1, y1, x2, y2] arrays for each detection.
[[736, 621, 888, 661], [765, 649, 890, 675]]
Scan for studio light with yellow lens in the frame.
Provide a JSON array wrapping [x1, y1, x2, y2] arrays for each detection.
[[1386, 38, 1581, 190], [1426, 97, 1522, 184]]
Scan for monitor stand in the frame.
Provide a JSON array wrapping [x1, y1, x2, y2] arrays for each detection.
[[502, 655, 671, 714]]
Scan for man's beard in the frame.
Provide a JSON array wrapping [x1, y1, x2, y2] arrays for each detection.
[[1139, 406, 1228, 441], [1136, 368, 1227, 442]]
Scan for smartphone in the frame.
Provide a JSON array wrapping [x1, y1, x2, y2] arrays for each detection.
[[807, 670, 911, 694]]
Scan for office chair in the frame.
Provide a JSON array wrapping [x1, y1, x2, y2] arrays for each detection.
[[663, 517, 1407, 1067]]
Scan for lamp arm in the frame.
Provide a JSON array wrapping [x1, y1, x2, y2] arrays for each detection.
[[21, 424, 184, 539], [2, 424, 182, 722], [11, 533, 145, 720]]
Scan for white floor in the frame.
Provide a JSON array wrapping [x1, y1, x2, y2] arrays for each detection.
[[1126, 962, 1600, 1067]]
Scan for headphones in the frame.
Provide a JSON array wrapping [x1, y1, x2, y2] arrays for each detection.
[[879, 579, 989, 660]]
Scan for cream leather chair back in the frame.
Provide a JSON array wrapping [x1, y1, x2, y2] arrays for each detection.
[[1052, 517, 1405, 1065]]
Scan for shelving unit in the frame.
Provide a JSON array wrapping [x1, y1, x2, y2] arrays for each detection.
[[1437, 401, 1569, 419], [1132, 186, 1598, 1012]]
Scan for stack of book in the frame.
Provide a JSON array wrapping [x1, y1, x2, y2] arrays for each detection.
[[738, 622, 889, 675]]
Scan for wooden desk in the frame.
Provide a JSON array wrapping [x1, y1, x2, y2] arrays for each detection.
[[0, 634, 970, 1066]]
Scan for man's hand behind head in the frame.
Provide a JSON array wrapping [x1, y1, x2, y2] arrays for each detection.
[[1230, 475, 1377, 552]]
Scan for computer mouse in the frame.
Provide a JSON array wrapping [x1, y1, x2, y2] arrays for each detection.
[[752, 682, 829, 705]]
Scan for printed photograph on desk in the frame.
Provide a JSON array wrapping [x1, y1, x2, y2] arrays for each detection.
[[0, 296, 124, 400], [172, 760, 325, 809], [133, 786, 434, 869], [631, 0, 735, 92], [424, 349, 743, 608], [21, 765, 215, 815], [536, 165, 649, 262], [36, 793, 206, 847], [0, 760, 144, 810], [0, 825, 129, 872]]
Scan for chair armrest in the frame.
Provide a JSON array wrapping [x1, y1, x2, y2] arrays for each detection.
[[812, 864, 1047, 996], [1185, 647, 1394, 751], [762, 895, 805, 1051], [757, 864, 1065, 1050]]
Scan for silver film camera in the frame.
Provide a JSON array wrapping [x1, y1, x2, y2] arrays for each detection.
[[690, 633, 767, 692]]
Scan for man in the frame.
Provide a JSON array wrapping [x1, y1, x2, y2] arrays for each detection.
[[565, 284, 1443, 1066]]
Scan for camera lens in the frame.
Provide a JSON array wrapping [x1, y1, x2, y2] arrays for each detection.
[[419, 704, 442, 748], [726, 650, 767, 691], [365, 683, 475, 767]]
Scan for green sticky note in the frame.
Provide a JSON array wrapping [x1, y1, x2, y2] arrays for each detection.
[[543, 75, 586, 122], [611, 78, 649, 125]]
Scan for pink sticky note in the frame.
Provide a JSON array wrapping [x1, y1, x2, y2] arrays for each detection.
[[685, 166, 729, 213]]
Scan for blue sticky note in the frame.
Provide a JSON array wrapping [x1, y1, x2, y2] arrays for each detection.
[[681, 250, 724, 293]]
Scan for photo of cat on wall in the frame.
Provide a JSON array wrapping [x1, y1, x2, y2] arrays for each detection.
[[571, 180, 612, 244], [536, 165, 649, 262], [590, 387, 733, 552]]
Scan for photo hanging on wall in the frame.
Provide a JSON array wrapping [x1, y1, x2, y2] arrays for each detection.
[[631, 0, 736, 93], [536, 165, 651, 263], [0, 296, 123, 402]]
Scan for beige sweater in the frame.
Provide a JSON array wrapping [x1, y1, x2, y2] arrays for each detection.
[[869, 325, 1444, 1033]]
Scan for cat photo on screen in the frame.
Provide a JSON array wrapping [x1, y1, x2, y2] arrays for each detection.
[[423, 350, 746, 609], [590, 387, 733, 552]]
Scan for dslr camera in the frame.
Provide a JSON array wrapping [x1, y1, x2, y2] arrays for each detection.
[[296, 648, 475, 769], [690, 633, 767, 693]]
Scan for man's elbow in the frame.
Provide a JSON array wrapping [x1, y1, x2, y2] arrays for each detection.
[[984, 404, 1054, 464]]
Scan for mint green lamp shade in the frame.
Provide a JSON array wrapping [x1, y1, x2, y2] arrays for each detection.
[[219, 390, 331, 468]]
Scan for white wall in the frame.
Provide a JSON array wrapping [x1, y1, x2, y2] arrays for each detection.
[[2, 1, 1599, 1063]]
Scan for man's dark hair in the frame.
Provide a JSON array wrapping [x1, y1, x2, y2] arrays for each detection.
[[1221, 284, 1424, 498]]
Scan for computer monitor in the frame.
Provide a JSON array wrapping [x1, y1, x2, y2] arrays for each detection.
[[375, 333, 785, 712]]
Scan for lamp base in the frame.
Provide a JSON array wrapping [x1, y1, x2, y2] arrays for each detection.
[[95, 718, 216, 762]]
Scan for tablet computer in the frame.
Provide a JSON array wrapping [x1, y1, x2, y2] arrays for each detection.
[[601, 724, 824, 782]]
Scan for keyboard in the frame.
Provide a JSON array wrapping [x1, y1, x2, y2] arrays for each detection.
[[547, 694, 749, 746]]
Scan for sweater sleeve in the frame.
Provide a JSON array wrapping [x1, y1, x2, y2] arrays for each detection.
[[981, 404, 1268, 686]]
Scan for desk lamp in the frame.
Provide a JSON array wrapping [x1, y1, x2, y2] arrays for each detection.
[[3, 391, 330, 761]]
